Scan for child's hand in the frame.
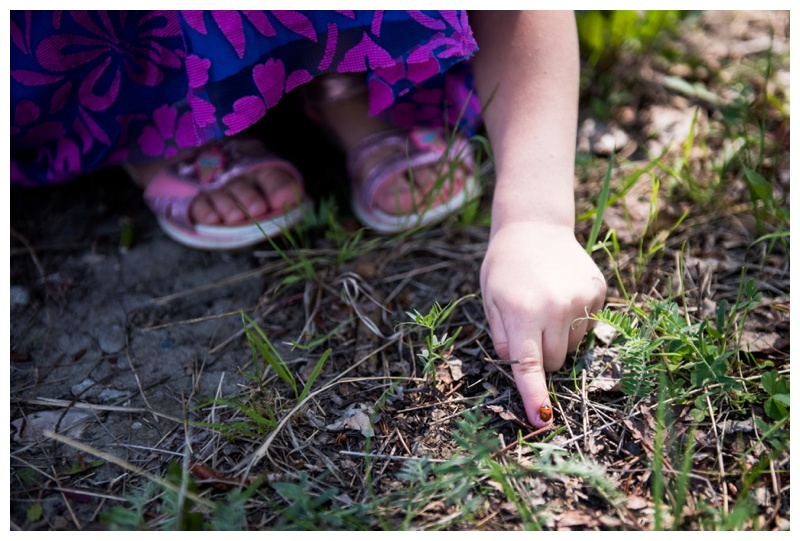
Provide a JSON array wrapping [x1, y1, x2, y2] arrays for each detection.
[[480, 221, 606, 427]]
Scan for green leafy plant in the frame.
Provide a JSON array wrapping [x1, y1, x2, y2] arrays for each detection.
[[585, 151, 614, 255], [761, 371, 789, 421], [194, 395, 278, 440], [270, 473, 371, 530], [101, 481, 159, 530], [101, 462, 261, 531], [577, 10, 682, 70], [241, 311, 330, 403], [399, 295, 475, 381], [592, 278, 764, 406], [743, 166, 790, 237]]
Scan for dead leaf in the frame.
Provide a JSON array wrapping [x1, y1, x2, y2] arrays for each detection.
[[12, 410, 93, 442], [623, 418, 652, 450], [446, 359, 464, 381], [499, 410, 522, 423], [722, 419, 754, 433], [625, 495, 650, 510], [739, 330, 789, 353], [486, 404, 523, 423], [583, 348, 622, 393], [592, 321, 618, 345], [436, 365, 453, 385], [354, 261, 378, 279], [325, 404, 374, 437], [598, 515, 623, 528], [557, 509, 599, 528], [337, 381, 358, 396]]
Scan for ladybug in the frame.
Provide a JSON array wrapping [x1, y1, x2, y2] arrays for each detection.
[[539, 404, 553, 422]]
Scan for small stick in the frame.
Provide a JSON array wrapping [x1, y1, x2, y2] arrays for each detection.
[[141, 310, 242, 332], [483, 356, 519, 366], [51, 465, 83, 530], [707, 394, 729, 515], [339, 450, 447, 463], [491, 425, 551, 459]]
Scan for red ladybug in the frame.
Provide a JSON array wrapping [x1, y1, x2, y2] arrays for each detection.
[[539, 404, 553, 422]]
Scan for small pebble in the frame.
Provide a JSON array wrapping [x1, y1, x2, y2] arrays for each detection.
[[97, 388, 128, 402], [131, 422, 142, 430], [10, 285, 30, 307], [71, 378, 96, 397], [97, 324, 126, 354]]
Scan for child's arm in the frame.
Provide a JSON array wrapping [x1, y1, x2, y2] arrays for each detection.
[[470, 11, 607, 426]]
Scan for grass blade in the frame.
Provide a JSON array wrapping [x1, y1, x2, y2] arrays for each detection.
[[585, 151, 614, 254]]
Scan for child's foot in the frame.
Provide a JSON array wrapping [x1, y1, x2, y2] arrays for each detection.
[[130, 136, 310, 250], [307, 74, 475, 222], [128, 138, 301, 226]]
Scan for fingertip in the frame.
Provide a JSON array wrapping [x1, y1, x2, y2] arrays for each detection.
[[536, 402, 554, 426]]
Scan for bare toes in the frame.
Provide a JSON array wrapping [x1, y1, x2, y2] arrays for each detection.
[[190, 194, 222, 225], [258, 169, 301, 212], [208, 190, 246, 224], [226, 177, 268, 219]]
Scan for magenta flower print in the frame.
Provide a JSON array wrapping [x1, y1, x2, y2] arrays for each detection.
[[286, 70, 312, 93], [12, 100, 40, 135], [211, 11, 246, 58], [50, 81, 73, 114], [139, 104, 198, 157], [11, 11, 32, 55], [407, 55, 441, 84], [46, 138, 82, 182], [253, 58, 286, 109], [182, 11, 286, 59], [223, 96, 266, 135], [407, 11, 446, 31], [188, 96, 216, 129], [271, 11, 317, 42], [29, 11, 181, 113], [185, 54, 211, 89], [222, 58, 285, 135], [241, 11, 277, 38], [180, 11, 207, 34], [339, 33, 394, 72], [367, 77, 395, 116]]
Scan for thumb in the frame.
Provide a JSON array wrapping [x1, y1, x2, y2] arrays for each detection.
[[510, 336, 552, 427]]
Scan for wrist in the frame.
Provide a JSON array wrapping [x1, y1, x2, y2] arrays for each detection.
[[489, 218, 576, 242], [489, 190, 575, 237]]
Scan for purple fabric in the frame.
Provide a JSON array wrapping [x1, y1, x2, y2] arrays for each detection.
[[11, 10, 481, 186]]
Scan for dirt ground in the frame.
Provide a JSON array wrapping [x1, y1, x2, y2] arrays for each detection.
[[9, 10, 790, 531]]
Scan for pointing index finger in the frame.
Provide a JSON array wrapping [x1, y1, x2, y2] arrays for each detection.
[[509, 338, 552, 427]]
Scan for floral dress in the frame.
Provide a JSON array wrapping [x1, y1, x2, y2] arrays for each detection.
[[11, 10, 481, 185]]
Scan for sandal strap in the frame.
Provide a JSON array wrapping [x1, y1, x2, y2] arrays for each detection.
[[144, 137, 302, 230], [348, 128, 472, 212]]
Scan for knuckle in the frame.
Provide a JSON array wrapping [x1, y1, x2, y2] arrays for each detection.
[[494, 341, 510, 359], [516, 355, 544, 375]]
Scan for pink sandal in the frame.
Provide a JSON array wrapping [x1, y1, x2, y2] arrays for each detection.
[[304, 74, 480, 233], [347, 127, 479, 232], [140, 137, 310, 250]]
